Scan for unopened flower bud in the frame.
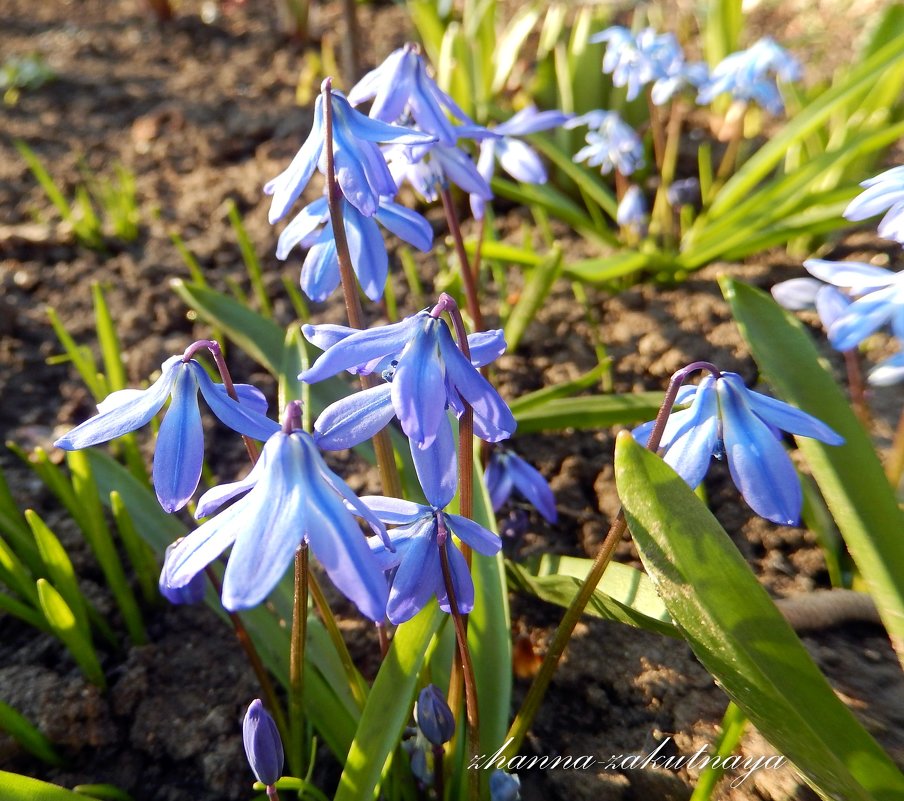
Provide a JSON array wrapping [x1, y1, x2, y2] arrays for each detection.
[[242, 699, 284, 787], [415, 684, 455, 746]]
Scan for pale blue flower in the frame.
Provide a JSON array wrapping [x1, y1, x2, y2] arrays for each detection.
[[869, 350, 904, 386], [844, 166, 904, 243], [485, 448, 557, 523], [386, 138, 494, 204], [490, 770, 521, 801], [616, 185, 648, 229], [363, 496, 501, 624], [634, 371, 843, 525], [275, 194, 433, 302], [651, 60, 709, 106], [591, 26, 684, 102], [159, 542, 207, 605], [568, 111, 644, 175], [264, 87, 435, 223], [243, 700, 283, 788], [163, 425, 390, 619], [697, 37, 801, 114], [54, 354, 279, 513]]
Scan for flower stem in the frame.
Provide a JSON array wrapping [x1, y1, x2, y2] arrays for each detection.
[[322, 78, 403, 500], [440, 186, 484, 333], [647, 90, 665, 170], [289, 544, 309, 778], [886, 406, 904, 490], [843, 349, 871, 429], [432, 744, 445, 801], [266, 785, 280, 801]]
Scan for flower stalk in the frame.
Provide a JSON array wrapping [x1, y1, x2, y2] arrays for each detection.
[[289, 544, 309, 777], [440, 186, 484, 333]]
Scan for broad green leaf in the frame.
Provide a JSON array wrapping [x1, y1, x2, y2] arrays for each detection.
[[507, 554, 678, 637], [37, 579, 105, 688], [0, 701, 64, 766], [615, 433, 904, 801], [721, 278, 904, 664], [513, 392, 663, 433], [334, 604, 444, 801], [505, 246, 562, 351], [0, 772, 88, 801]]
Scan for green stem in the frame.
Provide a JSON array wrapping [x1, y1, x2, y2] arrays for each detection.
[[289, 545, 309, 778], [886, 405, 904, 490]]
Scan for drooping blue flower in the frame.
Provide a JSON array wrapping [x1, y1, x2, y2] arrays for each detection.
[[844, 165, 904, 243], [302, 316, 512, 507], [242, 699, 284, 788], [386, 136, 494, 205], [470, 106, 573, 219], [666, 177, 701, 207], [264, 85, 435, 224], [633, 371, 843, 525], [159, 542, 207, 605], [591, 26, 684, 102], [567, 111, 644, 176], [485, 448, 557, 523], [616, 185, 648, 230], [162, 420, 390, 619], [275, 194, 433, 302], [696, 37, 801, 114], [869, 350, 904, 386], [54, 353, 279, 513], [363, 496, 501, 624], [348, 43, 474, 146], [651, 58, 709, 106], [415, 684, 456, 746]]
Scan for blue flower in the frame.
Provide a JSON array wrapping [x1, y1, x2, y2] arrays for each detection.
[[633, 371, 843, 525], [386, 137, 494, 204], [264, 86, 435, 223], [697, 37, 801, 114], [54, 354, 279, 513], [567, 111, 644, 176], [242, 699, 284, 788], [471, 106, 572, 219], [348, 43, 474, 145], [415, 684, 455, 746], [162, 425, 390, 619], [616, 185, 648, 230], [363, 497, 501, 624], [485, 448, 557, 523], [275, 194, 433, 302], [591, 26, 684, 102], [159, 542, 207, 604], [302, 317, 512, 507], [490, 770, 521, 801], [844, 166, 904, 243]]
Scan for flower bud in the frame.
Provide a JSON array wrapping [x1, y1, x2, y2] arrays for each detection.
[[414, 684, 455, 746], [490, 770, 521, 801], [242, 699, 284, 786]]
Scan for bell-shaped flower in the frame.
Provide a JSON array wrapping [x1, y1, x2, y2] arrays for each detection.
[[697, 37, 801, 115], [844, 165, 904, 244], [159, 542, 207, 604], [490, 770, 522, 801], [616, 185, 648, 231], [633, 371, 843, 525], [471, 106, 572, 219], [363, 497, 501, 624], [485, 448, 557, 523], [348, 43, 474, 145], [415, 684, 456, 747], [275, 194, 433, 302], [591, 26, 685, 102], [54, 353, 279, 513], [567, 111, 644, 176], [242, 699, 284, 788], [386, 136, 494, 205], [162, 421, 390, 620], [265, 86, 435, 224]]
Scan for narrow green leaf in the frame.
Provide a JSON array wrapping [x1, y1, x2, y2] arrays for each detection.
[[0, 469, 42, 575], [690, 702, 748, 801], [92, 284, 126, 393], [504, 247, 562, 351], [721, 277, 904, 664], [513, 392, 663, 433], [227, 200, 272, 318], [564, 250, 659, 283], [73, 785, 135, 801], [0, 589, 48, 630], [704, 0, 742, 66], [0, 701, 65, 766], [0, 772, 88, 800], [0, 534, 40, 603], [37, 579, 106, 688], [491, 5, 541, 93], [110, 491, 159, 604], [507, 554, 678, 637], [529, 136, 618, 220], [46, 308, 104, 400], [509, 363, 610, 412], [615, 433, 904, 801]]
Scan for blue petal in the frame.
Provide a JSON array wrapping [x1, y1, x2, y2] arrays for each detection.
[[803, 258, 894, 293], [467, 329, 506, 368], [387, 519, 439, 623], [814, 285, 850, 329], [265, 96, 325, 224], [191, 362, 280, 441], [495, 106, 572, 136], [336, 91, 436, 145], [827, 284, 897, 350], [445, 513, 501, 556], [165, 496, 245, 588], [408, 64, 458, 145], [153, 364, 204, 512], [355, 139, 399, 200], [344, 200, 388, 301], [301, 229, 340, 302], [301, 314, 424, 382], [275, 197, 329, 260], [484, 453, 513, 511], [659, 379, 720, 489], [741, 387, 843, 446], [433, 147, 493, 199], [55, 356, 181, 450], [195, 445, 271, 519], [438, 324, 516, 442], [410, 412, 457, 509], [375, 200, 434, 252], [435, 539, 474, 615], [314, 384, 395, 450], [359, 495, 428, 525], [392, 319, 446, 447], [332, 126, 379, 217], [506, 453, 557, 523], [496, 138, 547, 184], [206, 381, 271, 419], [717, 376, 802, 526]]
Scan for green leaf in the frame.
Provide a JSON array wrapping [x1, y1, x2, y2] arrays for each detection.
[[563, 250, 659, 283], [504, 246, 562, 352], [0, 701, 65, 766], [721, 277, 904, 665], [73, 785, 135, 801], [333, 604, 444, 801], [37, 579, 106, 688], [704, 0, 742, 66], [512, 392, 663, 433], [510, 364, 610, 412], [491, 4, 542, 93], [615, 433, 904, 801], [507, 554, 678, 637], [226, 200, 272, 318], [0, 772, 88, 801], [92, 284, 126, 393]]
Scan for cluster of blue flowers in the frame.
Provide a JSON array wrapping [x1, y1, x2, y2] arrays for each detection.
[[773, 166, 904, 385]]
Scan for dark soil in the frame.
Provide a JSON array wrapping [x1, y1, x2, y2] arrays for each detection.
[[1, 2, 902, 801]]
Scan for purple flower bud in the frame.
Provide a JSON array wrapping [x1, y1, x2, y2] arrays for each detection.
[[242, 699, 284, 787], [415, 684, 456, 746]]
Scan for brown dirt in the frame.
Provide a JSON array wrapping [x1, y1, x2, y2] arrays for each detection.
[[1, 2, 902, 801]]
